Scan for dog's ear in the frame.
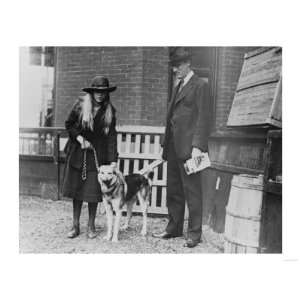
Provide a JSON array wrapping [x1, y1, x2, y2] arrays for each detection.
[[147, 170, 154, 181]]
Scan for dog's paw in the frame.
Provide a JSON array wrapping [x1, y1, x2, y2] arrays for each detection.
[[103, 235, 112, 241], [112, 238, 119, 243], [120, 224, 129, 231], [141, 229, 147, 236]]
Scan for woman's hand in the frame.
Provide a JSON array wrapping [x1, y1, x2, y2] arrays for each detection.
[[82, 140, 92, 149], [77, 135, 92, 149]]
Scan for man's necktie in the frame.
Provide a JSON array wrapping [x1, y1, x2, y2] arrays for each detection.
[[168, 79, 184, 136], [173, 79, 184, 100], [169, 79, 184, 117]]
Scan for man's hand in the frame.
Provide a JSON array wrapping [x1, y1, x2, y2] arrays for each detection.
[[157, 148, 164, 161], [191, 147, 203, 158]]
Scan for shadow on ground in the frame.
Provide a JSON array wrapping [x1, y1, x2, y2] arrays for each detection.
[[19, 196, 224, 254]]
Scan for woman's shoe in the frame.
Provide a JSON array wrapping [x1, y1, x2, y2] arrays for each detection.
[[87, 228, 97, 239], [67, 226, 80, 238], [183, 238, 202, 248]]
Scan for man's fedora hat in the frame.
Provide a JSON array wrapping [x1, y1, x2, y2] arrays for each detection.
[[82, 76, 117, 93], [170, 47, 192, 66]]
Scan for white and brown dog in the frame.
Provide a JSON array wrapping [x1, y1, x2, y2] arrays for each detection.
[[98, 165, 154, 242]]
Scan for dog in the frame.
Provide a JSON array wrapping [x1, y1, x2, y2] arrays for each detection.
[[98, 165, 154, 242]]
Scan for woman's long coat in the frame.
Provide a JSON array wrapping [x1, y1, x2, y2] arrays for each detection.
[[62, 98, 118, 201]]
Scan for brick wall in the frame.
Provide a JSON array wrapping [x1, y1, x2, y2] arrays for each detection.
[[141, 47, 169, 125], [54, 46, 257, 130], [54, 47, 169, 127], [214, 47, 257, 130]]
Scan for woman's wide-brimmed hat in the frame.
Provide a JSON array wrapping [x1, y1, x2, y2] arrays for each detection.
[[82, 76, 117, 93], [169, 47, 192, 66]]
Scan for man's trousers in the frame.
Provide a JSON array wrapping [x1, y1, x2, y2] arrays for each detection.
[[165, 138, 203, 241]]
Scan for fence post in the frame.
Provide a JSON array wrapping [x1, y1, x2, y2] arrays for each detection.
[[53, 132, 61, 200]]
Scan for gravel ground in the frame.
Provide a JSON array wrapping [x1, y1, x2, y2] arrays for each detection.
[[19, 196, 224, 254]]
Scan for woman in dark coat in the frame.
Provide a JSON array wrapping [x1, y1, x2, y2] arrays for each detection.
[[62, 76, 118, 239]]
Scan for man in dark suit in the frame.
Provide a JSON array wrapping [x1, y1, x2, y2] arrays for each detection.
[[153, 48, 209, 248]]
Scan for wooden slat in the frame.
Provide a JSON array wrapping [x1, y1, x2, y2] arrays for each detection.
[[150, 180, 165, 187], [227, 47, 281, 128], [133, 159, 140, 173], [209, 137, 266, 174], [153, 166, 158, 181], [144, 206, 168, 214], [117, 125, 165, 134], [19, 127, 66, 134], [143, 160, 149, 169], [117, 133, 122, 153], [123, 159, 130, 175], [238, 48, 281, 91], [125, 133, 131, 153], [244, 47, 278, 59], [162, 162, 167, 182], [134, 134, 141, 153], [154, 135, 160, 153], [151, 186, 157, 208], [144, 135, 150, 154], [210, 129, 266, 140], [211, 162, 263, 175], [228, 82, 278, 127], [269, 74, 282, 124], [119, 153, 161, 160], [161, 187, 166, 208]]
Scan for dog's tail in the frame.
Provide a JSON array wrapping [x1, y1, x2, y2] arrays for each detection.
[[137, 159, 163, 176]]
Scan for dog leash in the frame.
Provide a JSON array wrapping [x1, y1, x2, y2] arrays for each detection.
[[81, 146, 100, 181]]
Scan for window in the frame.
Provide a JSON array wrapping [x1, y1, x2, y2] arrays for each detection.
[[44, 47, 55, 67], [29, 47, 42, 65], [29, 46, 55, 67]]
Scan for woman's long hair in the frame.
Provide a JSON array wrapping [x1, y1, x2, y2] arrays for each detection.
[[80, 93, 113, 135]]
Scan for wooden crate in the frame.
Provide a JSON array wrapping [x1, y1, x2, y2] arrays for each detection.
[[227, 47, 282, 128], [208, 129, 267, 174], [260, 130, 282, 253]]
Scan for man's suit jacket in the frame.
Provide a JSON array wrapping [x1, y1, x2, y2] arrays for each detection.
[[162, 73, 209, 161]]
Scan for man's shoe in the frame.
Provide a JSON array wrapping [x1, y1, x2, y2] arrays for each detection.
[[152, 231, 181, 239], [87, 229, 97, 239], [67, 226, 80, 238], [183, 238, 202, 248]]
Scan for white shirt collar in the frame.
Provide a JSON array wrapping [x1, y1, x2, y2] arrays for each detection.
[[182, 70, 194, 87], [175, 70, 194, 87]]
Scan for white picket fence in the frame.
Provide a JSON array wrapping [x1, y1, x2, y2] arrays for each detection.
[[116, 125, 167, 214], [20, 125, 168, 215]]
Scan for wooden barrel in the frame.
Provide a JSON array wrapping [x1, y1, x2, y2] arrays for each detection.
[[224, 174, 264, 253]]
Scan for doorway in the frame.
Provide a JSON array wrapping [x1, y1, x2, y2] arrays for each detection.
[[168, 47, 217, 133]]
